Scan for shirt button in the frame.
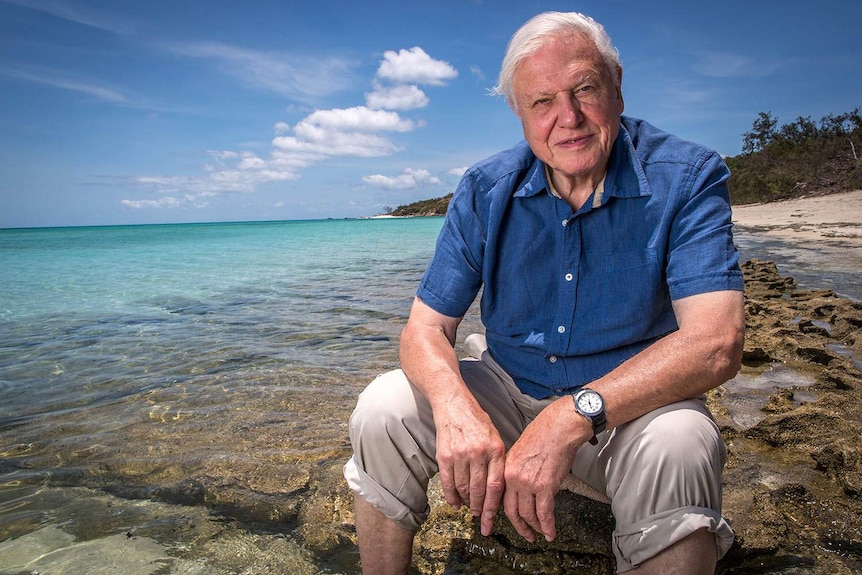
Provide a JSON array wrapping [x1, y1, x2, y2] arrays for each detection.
[[561, 219, 568, 227], [549, 355, 557, 363], [555, 388, 563, 395], [565, 273, 573, 281], [557, 325, 566, 334]]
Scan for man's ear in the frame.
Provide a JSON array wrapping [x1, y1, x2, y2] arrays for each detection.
[[615, 66, 624, 114], [509, 98, 521, 119]]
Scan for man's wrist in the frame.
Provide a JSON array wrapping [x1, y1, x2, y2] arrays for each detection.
[[571, 388, 606, 445]]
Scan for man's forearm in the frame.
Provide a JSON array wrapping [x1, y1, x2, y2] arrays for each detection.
[[399, 296, 501, 415]]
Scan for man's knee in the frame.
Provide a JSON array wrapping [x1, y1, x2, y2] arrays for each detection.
[[347, 369, 438, 490], [345, 370, 438, 530], [349, 370, 432, 446], [609, 400, 725, 512], [609, 402, 733, 570], [640, 401, 725, 478]]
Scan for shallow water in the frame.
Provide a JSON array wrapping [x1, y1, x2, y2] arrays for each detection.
[[733, 226, 861, 300], [720, 363, 818, 429], [1, 219, 451, 573], [0, 219, 858, 574]]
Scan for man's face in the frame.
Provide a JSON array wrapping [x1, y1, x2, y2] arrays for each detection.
[[512, 34, 624, 187]]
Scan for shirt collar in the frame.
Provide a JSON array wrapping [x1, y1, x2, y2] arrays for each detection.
[[513, 116, 652, 203], [605, 119, 652, 201]]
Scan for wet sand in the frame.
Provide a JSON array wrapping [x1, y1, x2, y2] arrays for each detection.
[[732, 190, 862, 247]]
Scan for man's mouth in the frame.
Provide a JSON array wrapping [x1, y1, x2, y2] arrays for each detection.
[[557, 134, 592, 147]]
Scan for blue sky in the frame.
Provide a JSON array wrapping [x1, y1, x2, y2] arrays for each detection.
[[1, 0, 860, 228]]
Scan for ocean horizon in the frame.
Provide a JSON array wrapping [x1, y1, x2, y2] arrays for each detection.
[[0, 212, 415, 232]]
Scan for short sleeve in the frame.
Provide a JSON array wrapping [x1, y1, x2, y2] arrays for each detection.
[[666, 151, 744, 300], [416, 173, 485, 318]]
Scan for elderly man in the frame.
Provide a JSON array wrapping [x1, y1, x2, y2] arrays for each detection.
[[344, 11, 744, 575]]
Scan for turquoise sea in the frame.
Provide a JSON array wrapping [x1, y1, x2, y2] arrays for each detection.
[[1, 218, 447, 421], [0, 217, 859, 574]]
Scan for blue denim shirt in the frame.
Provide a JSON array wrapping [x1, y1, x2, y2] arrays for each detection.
[[417, 116, 744, 399]]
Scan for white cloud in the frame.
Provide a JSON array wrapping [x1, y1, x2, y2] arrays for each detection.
[[237, 153, 266, 170], [0, 65, 129, 104], [275, 131, 402, 158], [122, 190, 217, 210], [376, 47, 457, 86], [130, 176, 202, 193], [164, 41, 356, 102], [122, 150, 301, 208], [448, 166, 469, 177], [298, 106, 416, 133], [122, 197, 182, 209], [692, 52, 781, 78], [2, 0, 135, 35], [366, 84, 429, 111], [122, 47, 453, 209], [273, 106, 419, 159], [207, 150, 238, 161], [362, 168, 442, 190]]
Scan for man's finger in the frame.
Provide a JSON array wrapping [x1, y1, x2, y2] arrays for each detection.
[[480, 456, 505, 536], [439, 464, 462, 509], [503, 487, 536, 542], [535, 490, 557, 542], [517, 490, 544, 540], [452, 458, 472, 508], [468, 460, 488, 517]]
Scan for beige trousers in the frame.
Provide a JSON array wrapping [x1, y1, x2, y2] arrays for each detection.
[[344, 334, 734, 572]]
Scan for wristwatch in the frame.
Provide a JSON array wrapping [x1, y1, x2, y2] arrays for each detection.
[[572, 388, 606, 445]]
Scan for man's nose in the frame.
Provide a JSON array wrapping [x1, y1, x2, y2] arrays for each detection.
[[557, 93, 582, 128]]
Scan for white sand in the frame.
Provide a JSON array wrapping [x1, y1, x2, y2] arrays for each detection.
[[732, 190, 862, 247]]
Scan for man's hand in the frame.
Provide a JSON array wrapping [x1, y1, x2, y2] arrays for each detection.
[[399, 297, 508, 537], [435, 394, 507, 536], [502, 397, 588, 542]]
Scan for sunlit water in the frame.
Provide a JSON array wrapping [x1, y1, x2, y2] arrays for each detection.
[[732, 225, 861, 301], [0, 218, 858, 574]]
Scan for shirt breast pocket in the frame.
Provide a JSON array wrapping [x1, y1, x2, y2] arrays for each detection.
[[575, 247, 670, 347], [604, 248, 659, 273]]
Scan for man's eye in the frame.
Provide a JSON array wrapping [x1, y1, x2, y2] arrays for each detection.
[[575, 85, 601, 102]]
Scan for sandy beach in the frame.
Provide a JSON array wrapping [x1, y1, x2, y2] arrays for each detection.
[[732, 190, 862, 246]]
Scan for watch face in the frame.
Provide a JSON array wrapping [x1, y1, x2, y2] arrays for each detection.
[[577, 391, 603, 415]]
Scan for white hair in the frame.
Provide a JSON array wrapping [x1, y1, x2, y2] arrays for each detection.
[[491, 12, 622, 107]]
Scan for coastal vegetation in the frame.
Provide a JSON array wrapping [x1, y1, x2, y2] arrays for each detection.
[[383, 193, 453, 217], [385, 108, 862, 215], [727, 108, 862, 204]]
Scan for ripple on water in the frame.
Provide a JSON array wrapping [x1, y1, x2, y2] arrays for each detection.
[[0, 486, 322, 575], [720, 363, 818, 430]]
